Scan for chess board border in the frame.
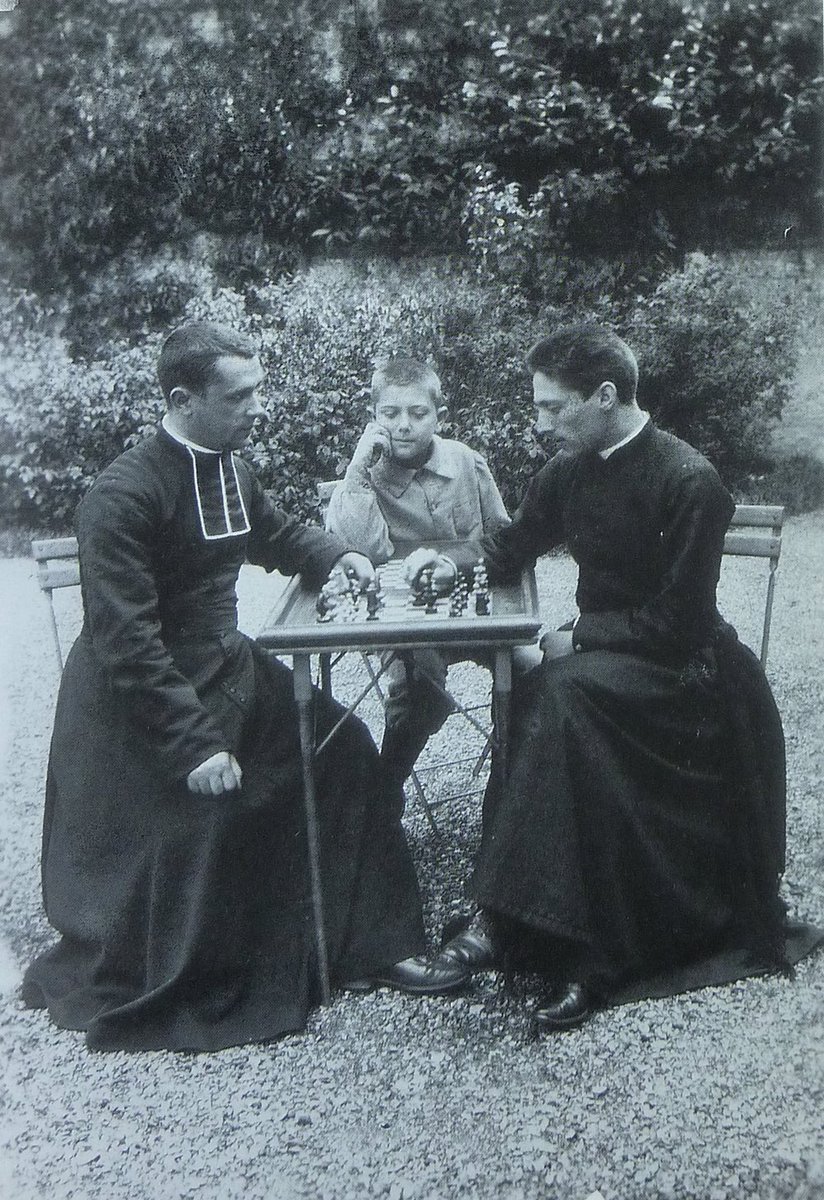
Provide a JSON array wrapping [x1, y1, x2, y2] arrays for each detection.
[[257, 553, 541, 655]]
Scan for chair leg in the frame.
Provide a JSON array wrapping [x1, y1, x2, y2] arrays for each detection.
[[45, 592, 63, 672], [406, 767, 442, 837]]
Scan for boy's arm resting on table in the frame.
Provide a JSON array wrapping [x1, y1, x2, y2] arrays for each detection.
[[77, 473, 230, 784], [573, 465, 735, 659]]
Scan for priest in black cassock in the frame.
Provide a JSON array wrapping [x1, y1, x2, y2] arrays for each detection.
[[23, 321, 467, 1053], [436, 323, 807, 1031]]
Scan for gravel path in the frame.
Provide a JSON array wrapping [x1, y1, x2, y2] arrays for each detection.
[[1, 515, 822, 1200]]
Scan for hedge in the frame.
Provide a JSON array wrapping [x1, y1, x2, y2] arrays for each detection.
[[2, 251, 816, 534]]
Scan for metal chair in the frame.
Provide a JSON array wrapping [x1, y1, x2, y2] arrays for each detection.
[[722, 504, 784, 668], [317, 480, 491, 834], [31, 536, 80, 671]]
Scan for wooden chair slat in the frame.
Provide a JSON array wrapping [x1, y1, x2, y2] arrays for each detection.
[[31, 536, 79, 560], [728, 505, 785, 528], [36, 560, 81, 590], [723, 533, 781, 558]]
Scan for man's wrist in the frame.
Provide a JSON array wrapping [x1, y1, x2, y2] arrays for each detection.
[[438, 555, 458, 585]]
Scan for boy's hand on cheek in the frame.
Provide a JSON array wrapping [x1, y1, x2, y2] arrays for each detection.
[[350, 422, 392, 472]]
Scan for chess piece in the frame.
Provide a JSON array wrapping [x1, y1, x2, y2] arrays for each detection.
[[474, 558, 491, 616], [365, 579, 381, 621], [411, 567, 428, 607], [316, 573, 340, 621], [424, 569, 439, 614]]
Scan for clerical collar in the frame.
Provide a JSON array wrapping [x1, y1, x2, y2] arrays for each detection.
[[599, 414, 650, 460], [161, 416, 251, 540], [162, 415, 221, 455]]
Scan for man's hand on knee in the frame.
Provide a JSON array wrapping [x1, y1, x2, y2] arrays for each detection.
[[540, 629, 575, 660], [187, 751, 243, 796]]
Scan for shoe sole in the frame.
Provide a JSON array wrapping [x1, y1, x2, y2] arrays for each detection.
[[532, 1008, 592, 1032], [372, 975, 469, 996]]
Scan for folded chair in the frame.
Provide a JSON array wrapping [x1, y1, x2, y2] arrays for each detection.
[[722, 504, 784, 668], [31, 537, 80, 671], [316, 481, 491, 835]]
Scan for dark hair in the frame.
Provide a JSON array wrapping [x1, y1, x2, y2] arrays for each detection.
[[157, 321, 257, 404], [370, 356, 442, 407], [526, 323, 638, 405]]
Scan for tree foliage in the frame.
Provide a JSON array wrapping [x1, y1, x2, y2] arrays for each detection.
[[0, 0, 820, 293]]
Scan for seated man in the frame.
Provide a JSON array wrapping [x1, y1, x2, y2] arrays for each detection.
[[439, 323, 796, 1030], [325, 356, 509, 805], [22, 322, 466, 1054]]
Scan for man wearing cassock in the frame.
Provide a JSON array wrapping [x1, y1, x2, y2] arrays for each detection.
[[437, 323, 795, 1032], [22, 321, 466, 1053]]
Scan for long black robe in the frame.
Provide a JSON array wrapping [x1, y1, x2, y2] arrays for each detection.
[[23, 428, 425, 1051], [471, 421, 790, 996]]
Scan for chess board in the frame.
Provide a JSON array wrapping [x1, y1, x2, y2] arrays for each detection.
[[257, 545, 541, 655], [316, 559, 489, 624]]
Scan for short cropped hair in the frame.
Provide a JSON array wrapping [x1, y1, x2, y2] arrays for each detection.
[[157, 321, 257, 404], [526, 324, 638, 405], [370, 356, 442, 408]]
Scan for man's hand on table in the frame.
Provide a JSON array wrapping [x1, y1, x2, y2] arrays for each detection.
[[401, 547, 457, 594], [332, 551, 376, 591]]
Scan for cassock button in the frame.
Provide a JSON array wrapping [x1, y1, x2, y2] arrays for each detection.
[[573, 642, 583, 653]]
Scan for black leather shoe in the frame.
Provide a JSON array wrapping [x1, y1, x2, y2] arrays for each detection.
[[533, 981, 592, 1032], [436, 913, 496, 972], [373, 954, 469, 995]]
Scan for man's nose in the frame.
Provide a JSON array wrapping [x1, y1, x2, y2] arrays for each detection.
[[248, 396, 266, 419], [396, 414, 412, 432]]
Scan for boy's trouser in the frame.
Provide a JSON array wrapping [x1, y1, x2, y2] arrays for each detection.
[[379, 648, 492, 810]]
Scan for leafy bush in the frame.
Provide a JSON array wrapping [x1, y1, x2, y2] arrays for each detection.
[[0, 290, 161, 527], [1, 251, 814, 535], [738, 455, 824, 516], [620, 253, 799, 482]]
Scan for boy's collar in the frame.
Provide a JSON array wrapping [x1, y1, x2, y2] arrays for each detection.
[[373, 435, 459, 497]]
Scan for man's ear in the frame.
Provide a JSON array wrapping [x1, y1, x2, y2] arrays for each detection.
[[435, 404, 449, 428], [597, 381, 618, 410], [169, 386, 193, 412]]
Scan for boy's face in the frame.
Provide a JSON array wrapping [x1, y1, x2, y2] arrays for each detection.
[[373, 383, 443, 468]]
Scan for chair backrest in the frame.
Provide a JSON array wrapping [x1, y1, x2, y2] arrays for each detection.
[[722, 504, 784, 668], [31, 536, 80, 670], [317, 479, 338, 521]]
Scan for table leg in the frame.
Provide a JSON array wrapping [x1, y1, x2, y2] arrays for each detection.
[[319, 653, 332, 697], [492, 648, 513, 781], [293, 652, 331, 1006]]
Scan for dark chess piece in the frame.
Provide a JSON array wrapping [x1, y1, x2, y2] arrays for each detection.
[[365, 579, 381, 621], [411, 568, 428, 607]]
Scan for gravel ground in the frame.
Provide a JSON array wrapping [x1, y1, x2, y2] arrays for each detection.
[[1, 516, 822, 1200]]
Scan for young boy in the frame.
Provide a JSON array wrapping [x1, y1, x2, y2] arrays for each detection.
[[326, 356, 510, 807]]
